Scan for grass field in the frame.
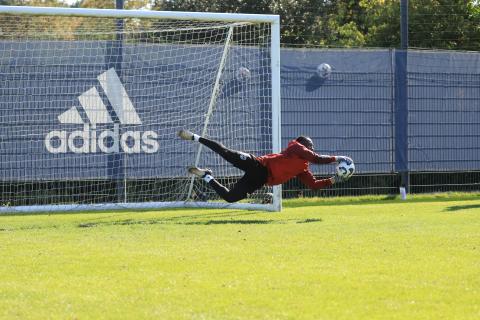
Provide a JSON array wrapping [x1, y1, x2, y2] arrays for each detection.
[[1, 194, 479, 319]]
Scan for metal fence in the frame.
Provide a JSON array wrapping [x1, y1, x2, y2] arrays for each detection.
[[280, 48, 480, 196], [1, 45, 479, 200]]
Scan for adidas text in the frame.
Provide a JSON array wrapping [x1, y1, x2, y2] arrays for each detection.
[[45, 124, 159, 154]]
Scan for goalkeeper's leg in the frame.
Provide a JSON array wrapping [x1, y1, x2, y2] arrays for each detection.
[[189, 167, 267, 203], [179, 130, 257, 171], [209, 176, 250, 203]]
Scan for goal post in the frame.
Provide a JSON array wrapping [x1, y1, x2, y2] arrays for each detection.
[[0, 5, 281, 213]]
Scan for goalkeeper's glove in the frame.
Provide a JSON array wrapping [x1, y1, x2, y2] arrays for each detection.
[[335, 156, 353, 165], [331, 174, 345, 184]]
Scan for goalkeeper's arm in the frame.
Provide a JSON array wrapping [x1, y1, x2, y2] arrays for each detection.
[[297, 170, 344, 190], [289, 141, 353, 166]]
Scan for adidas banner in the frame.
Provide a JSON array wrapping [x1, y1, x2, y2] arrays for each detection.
[[44, 69, 158, 155], [0, 42, 270, 180]]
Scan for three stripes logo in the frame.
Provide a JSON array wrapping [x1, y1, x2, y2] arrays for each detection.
[[45, 68, 158, 154]]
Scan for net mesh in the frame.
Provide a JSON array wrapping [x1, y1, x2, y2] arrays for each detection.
[[0, 13, 275, 210]]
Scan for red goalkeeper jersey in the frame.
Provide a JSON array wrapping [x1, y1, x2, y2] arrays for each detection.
[[256, 140, 336, 188]]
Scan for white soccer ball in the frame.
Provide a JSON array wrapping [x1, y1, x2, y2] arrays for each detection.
[[336, 160, 355, 180], [237, 67, 251, 80], [316, 63, 332, 79]]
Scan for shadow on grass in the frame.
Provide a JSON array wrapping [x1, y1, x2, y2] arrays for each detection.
[[0, 202, 325, 231], [75, 210, 258, 228], [444, 204, 480, 212], [192, 219, 274, 225], [0, 210, 257, 231], [79, 219, 278, 227], [75, 211, 323, 228], [78, 216, 322, 228], [296, 218, 322, 223]]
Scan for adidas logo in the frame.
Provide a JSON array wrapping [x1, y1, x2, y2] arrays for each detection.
[[45, 68, 159, 154]]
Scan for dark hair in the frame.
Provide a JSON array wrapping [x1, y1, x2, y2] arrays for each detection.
[[296, 136, 314, 150]]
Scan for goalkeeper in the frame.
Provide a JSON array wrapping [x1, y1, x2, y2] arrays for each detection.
[[178, 129, 353, 203]]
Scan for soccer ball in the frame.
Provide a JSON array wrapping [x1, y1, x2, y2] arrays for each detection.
[[316, 63, 332, 79], [336, 160, 355, 180], [237, 67, 251, 81]]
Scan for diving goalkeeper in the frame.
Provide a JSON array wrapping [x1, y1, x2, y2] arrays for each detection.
[[178, 129, 353, 203]]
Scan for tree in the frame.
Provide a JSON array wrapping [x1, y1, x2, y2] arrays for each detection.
[[0, 0, 65, 5], [152, 0, 371, 47], [77, 0, 151, 9], [318, 0, 368, 47], [154, 0, 346, 46], [362, 0, 480, 50], [0, 0, 75, 40], [4, 0, 478, 49], [362, 0, 401, 48], [408, 0, 480, 50]]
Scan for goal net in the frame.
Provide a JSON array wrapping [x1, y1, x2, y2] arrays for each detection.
[[0, 6, 281, 213]]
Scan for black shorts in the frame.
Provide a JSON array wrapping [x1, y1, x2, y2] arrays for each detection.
[[198, 136, 269, 194], [239, 155, 269, 194]]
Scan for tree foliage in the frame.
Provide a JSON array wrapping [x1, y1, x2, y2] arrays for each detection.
[[76, 0, 150, 9], [153, 0, 480, 49], [2, 0, 479, 49], [1, 0, 65, 5], [408, 0, 480, 50]]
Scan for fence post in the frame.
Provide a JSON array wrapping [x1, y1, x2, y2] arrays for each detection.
[[106, 0, 126, 202], [395, 0, 409, 192]]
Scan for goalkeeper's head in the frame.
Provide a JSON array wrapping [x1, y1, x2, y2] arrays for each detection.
[[296, 136, 314, 151]]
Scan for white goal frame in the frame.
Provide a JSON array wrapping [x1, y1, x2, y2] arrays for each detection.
[[0, 5, 282, 213]]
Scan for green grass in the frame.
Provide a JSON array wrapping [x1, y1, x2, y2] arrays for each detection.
[[1, 194, 479, 319]]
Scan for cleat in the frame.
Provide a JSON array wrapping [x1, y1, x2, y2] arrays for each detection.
[[188, 167, 212, 178], [178, 129, 194, 141]]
